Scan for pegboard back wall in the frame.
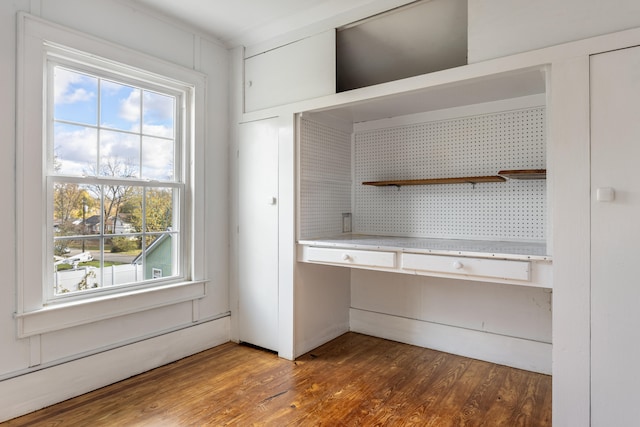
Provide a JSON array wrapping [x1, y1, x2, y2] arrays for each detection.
[[300, 117, 352, 239], [354, 107, 546, 241]]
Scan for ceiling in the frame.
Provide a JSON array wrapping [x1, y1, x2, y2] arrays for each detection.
[[131, 0, 393, 48]]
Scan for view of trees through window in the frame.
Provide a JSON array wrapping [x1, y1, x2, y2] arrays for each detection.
[[50, 65, 182, 297]]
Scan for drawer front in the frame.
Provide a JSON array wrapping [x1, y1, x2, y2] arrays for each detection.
[[304, 247, 396, 268], [402, 253, 530, 281]]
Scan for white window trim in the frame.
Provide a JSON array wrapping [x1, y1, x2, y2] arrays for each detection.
[[15, 13, 207, 338]]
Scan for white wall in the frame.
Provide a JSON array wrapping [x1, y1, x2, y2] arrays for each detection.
[[469, 0, 640, 62], [0, 0, 30, 379], [351, 269, 552, 371], [0, 0, 229, 421], [294, 263, 351, 357]]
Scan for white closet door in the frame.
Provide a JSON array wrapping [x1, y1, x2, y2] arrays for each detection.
[[238, 118, 279, 351], [591, 46, 640, 425]]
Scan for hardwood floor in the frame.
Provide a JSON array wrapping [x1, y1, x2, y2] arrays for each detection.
[[3, 333, 551, 426]]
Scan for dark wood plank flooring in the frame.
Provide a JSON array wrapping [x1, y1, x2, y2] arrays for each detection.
[[3, 332, 551, 426]]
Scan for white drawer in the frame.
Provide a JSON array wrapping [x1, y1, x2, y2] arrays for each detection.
[[304, 247, 396, 268], [402, 253, 530, 281]]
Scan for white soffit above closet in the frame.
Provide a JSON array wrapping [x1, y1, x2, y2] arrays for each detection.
[[315, 68, 547, 123]]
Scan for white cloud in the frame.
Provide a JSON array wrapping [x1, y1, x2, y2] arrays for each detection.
[[144, 91, 174, 122], [142, 124, 174, 138], [119, 90, 141, 124], [54, 67, 96, 105], [142, 136, 174, 180], [100, 130, 140, 158], [63, 87, 93, 104], [54, 124, 97, 176]]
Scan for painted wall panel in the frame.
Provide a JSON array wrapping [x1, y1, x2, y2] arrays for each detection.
[[294, 263, 350, 358], [351, 308, 551, 374], [0, 0, 32, 377], [199, 36, 231, 320], [351, 269, 552, 343], [39, 302, 193, 364], [469, 0, 640, 62], [549, 57, 591, 427], [39, 0, 196, 68]]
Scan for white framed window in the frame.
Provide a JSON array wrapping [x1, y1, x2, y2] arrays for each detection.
[[48, 53, 185, 301], [15, 14, 207, 337]]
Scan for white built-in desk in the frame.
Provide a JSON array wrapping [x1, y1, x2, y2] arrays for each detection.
[[298, 235, 552, 289]]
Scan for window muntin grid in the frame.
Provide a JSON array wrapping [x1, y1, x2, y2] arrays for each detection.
[[47, 60, 186, 301]]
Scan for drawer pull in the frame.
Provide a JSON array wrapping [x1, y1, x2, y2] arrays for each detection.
[[452, 261, 464, 270], [342, 253, 351, 261]]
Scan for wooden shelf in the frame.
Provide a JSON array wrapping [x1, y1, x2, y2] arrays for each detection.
[[362, 176, 506, 187], [498, 169, 547, 179], [362, 169, 547, 187]]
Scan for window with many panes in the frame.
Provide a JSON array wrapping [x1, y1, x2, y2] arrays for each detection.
[[48, 56, 186, 300], [17, 14, 206, 337]]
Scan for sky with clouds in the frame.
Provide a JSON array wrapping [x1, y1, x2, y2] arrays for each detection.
[[53, 66, 175, 181]]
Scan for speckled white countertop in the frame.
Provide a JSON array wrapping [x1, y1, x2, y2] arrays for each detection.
[[298, 234, 550, 261]]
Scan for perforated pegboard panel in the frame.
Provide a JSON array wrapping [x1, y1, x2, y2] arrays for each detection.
[[354, 107, 546, 241], [300, 118, 352, 239]]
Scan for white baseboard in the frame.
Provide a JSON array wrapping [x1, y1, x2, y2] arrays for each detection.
[[350, 308, 551, 374], [0, 317, 230, 423]]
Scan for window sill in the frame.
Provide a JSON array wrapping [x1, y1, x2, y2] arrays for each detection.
[[15, 280, 207, 338]]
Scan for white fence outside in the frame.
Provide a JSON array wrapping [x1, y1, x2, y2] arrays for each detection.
[[54, 264, 143, 293]]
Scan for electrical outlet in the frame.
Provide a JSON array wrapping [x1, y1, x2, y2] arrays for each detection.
[[342, 213, 352, 233]]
